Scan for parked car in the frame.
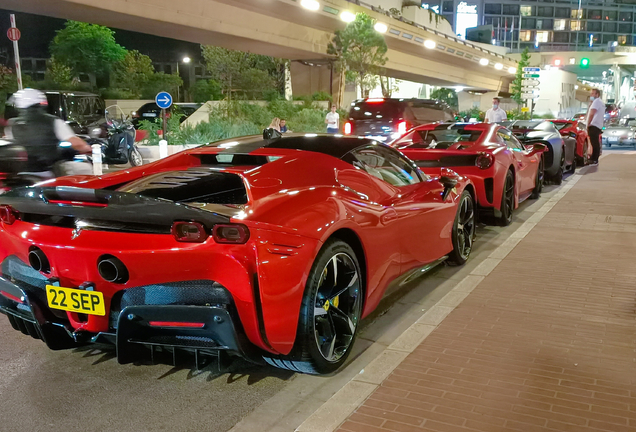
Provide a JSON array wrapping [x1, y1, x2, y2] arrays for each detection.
[[571, 112, 587, 122], [605, 103, 619, 125], [4, 90, 105, 135], [602, 118, 636, 148], [391, 122, 545, 226], [501, 120, 575, 185], [343, 98, 455, 141], [0, 133, 475, 374], [131, 102, 202, 128], [550, 119, 591, 165]]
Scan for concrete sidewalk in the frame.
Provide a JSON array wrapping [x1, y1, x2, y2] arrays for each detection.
[[301, 154, 636, 432]]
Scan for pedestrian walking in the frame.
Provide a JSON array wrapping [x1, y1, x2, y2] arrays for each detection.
[[485, 97, 507, 123], [586, 89, 604, 166], [325, 105, 339, 134]]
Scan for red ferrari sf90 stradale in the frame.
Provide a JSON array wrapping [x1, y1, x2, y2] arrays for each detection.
[[392, 123, 546, 226], [0, 134, 476, 374]]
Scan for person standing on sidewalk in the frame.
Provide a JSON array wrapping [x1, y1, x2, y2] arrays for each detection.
[[586, 89, 604, 166], [325, 105, 339, 134], [485, 98, 507, 123]]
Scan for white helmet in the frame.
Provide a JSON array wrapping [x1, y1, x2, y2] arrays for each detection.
[[13, 88, 47, 109]]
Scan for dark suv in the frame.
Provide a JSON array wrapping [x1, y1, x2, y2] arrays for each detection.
[[131, 102, 203, 128], [344, 98, 455, 141], [4, 91, 105, 135]]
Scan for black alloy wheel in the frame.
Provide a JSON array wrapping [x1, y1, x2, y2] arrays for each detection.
[[497, 170, 515, 227], [530, 156, 544, 199], [263, 239, 363, 374], [448, 190, 475, 265]]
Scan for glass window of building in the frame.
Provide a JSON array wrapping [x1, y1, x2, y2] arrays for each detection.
[[521, 18, 536, 29], [520, 30, 533, 41], [536, 31, 550, 42], [602, 34, 616, 44], [571, 9, 583, 19], [555, 8, 570, 18], [537, 19, 553, 29], [502, 4, 519, 15], [484, 3, 502, 14], [570, 20, 584, 31], [521, 6, 533, 17], [554, 19, 567, 30], [553, 32, 569, 43], [587, 21, 601, 31], [619, 23, 632, 33], [587, 10, 601, 20], [442, 1, 453, 13], [618, 35, 628, 45], [619, 12, 632, 22], [537, 6, 554, 17], [603, 11, 617, 21], [603, 22, 617, 33]]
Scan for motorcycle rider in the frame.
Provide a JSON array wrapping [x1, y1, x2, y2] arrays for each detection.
[[4, 88, 91, 175]]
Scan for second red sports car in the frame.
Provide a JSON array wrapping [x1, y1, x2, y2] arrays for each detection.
[[392, 122, 546, 226], [0, 133, 476, 374], [550, 119, 591, 166]]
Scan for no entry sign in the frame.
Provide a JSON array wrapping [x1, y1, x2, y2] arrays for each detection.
[[7, 27, 20, 42]]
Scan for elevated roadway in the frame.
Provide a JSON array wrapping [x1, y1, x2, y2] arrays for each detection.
[[4, 0, 518, 91]]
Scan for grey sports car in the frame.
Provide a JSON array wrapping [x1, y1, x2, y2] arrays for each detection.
[[602, 120, 636, 148], [501, 120, 576, 185]]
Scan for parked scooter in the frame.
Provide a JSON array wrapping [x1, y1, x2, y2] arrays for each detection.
[[87, 105, 144, 167]]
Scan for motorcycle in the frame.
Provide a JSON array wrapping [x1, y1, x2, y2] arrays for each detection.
[[0, 139, 92, 194], [87, 105, 144, 167]]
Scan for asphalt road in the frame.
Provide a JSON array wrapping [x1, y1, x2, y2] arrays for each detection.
[[0, 151, 627, 432]]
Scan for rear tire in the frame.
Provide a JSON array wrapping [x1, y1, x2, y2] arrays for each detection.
[[448, 190, 475, 266], [496, 170, 515, 227], [551, 152, 565, 185], [263, 239, 363, 374]]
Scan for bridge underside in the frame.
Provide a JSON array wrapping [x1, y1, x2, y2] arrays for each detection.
[[4, 0, 512, 91]]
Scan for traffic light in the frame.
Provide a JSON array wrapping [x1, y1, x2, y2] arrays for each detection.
[[580, 58, 590, 68]]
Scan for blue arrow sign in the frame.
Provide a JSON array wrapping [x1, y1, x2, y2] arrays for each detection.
[[155, 91, 173, 109], [522, 67, 540, 72]]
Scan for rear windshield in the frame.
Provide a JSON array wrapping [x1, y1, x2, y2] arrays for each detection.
[[349, 101, 403, 120], [552, 122, 570, 131], [65, 96, 105, 122], [503, 121, 554, 132], [118, 169, 248, 205], [397, 127, 483, 149], [409, 101, 454, 123]]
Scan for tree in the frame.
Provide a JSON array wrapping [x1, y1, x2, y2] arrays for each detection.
[[44, 57, 75, 89], [50, 21, 126, 79], [511, 48, 530, 109], [112, 50, 155, 97], [190, 79, 223, 103], [328, 12, 388, 102], [140, 72, 183, 100], [379, 76, 400, 98], [430, 87, 458, 110], [201, 46, 278, 100]]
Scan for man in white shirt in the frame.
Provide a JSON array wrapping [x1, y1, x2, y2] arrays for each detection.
[[586, 89, 604, 165], [325, 105, 339, 134], [485, 97, 508, 123]]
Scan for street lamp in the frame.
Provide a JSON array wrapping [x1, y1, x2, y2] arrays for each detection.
[[176, 56, 192, 102], [183, 56, 191, 64]]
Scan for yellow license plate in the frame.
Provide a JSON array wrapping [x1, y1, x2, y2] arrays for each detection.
[[46, 285, 105, 316]]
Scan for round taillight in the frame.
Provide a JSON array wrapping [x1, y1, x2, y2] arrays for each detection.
[[475, 153, 494, 170]]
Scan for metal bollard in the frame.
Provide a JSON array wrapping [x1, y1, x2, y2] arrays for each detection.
[[91, 144, 102, 176], [159, 140, 168, 159]]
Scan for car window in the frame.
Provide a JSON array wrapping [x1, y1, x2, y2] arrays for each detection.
[[497, 129, 524, 150], [408, 105, 454, 123], [347, 146, 422, 187], [349, 101, 403, 121], [65, 96, 104, 123]]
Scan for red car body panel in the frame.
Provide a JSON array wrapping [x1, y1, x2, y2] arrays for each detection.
[[392, 123, 543, 212], [550, 119, 591, 161], [0, 137, 470, 357]]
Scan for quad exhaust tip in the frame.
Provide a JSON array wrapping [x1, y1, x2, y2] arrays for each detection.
[[97, 255, 129, 284], [28, 248, 50, 274]]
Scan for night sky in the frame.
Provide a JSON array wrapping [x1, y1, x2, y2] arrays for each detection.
[[0, 10, 202, 64]]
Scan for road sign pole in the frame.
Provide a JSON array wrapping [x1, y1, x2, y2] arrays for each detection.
[[9, 14, 22, 90], [162, 108, 167, 144]]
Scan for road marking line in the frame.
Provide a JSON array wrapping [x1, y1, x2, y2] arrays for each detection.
[[295, 169, 590, 432]]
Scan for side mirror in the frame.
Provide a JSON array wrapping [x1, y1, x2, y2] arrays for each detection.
[[569, 132, 577, 138], [439, 174, 459, 201], [527, 143, 547, 156]]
